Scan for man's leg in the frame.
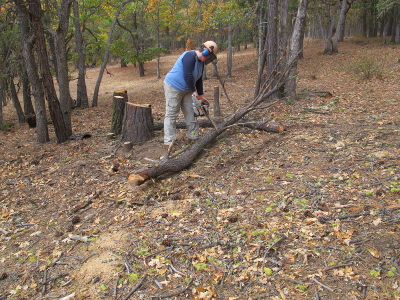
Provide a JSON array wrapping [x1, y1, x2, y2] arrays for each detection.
[[164, 82, 183, 145], [181, 92, 199, 140]]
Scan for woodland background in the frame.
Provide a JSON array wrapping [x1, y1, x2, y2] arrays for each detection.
[[0, 0, 400, 299]]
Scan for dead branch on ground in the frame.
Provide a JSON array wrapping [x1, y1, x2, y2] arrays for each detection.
[[128, 54, 299, 186]]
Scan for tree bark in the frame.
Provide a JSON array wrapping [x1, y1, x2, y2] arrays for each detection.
[[0, 78, 4, 126], [30, 0, 68, 143], [121, 103, 154, 144], [213, 86, 221, 117], [7, 76, 25, 123], [110, 90, 128, 135], [153, 119, 284, 133], [15, 0, 49, 143], [226, 22, 233, 77], [21, 71, 35, 116], [73, 0, 89, 109], [332, 0, 349, 53], [286, 0, 309, 98], [52, 0, 73, 137]]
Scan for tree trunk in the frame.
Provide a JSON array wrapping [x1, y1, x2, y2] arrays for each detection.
[[0, 79, 4, 126], [30, 0, 68, 143], [152, 118, 284, 133], [213, 86, 221, 117], [332, 0, 348, 53], [110, 90, 128, 135], [52, 0, 73, 137], [73, 0, 89, 108], [277, 0, 289, 96], [265, 0, 278, 98], [15, 0, 49, 143], [226, 22, 233, 77], [139, 61, 145, 77], [22, 71, 35, 116], [286, 0, 309, 98], [92, 0, 133, 107], [121, 103, 154, 144], [254, 0, 268, 97], [8, 76, 25, 123]]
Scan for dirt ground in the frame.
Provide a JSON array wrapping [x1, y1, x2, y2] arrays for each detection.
[[1, 38, 400, 300]]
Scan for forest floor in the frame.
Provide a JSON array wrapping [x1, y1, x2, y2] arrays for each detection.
[[0, 37, 400, 300]]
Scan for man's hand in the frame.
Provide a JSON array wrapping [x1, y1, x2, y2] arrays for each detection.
[[197, 95, 209, 106]]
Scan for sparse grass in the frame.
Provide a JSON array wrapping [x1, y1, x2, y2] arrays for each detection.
[[348, 54, 386, 80]]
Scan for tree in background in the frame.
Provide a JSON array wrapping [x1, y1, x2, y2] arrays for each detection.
[[14, 0, 50, 143], [73, 0, 89, 108]]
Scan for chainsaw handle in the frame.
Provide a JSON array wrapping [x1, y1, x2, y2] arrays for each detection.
[[193, 94, 209, 105]]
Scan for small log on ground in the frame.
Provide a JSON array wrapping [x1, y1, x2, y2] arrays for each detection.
[[110, 90, 128, 135], [121, 103, 154, 144], [153, 119, 284, 133]]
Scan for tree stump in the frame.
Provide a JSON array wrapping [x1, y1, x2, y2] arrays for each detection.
[[121, 103, 154, 144], [213, 86, 221, 117], [110, 90, 128, 135]]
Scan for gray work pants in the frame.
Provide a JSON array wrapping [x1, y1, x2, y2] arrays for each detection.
[[163, 81, 199, 145]]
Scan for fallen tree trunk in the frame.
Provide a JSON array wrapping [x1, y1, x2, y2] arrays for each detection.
[[127, 13, 303, 186], [128, 85, 285, 186], [153, 119, 284, 133]]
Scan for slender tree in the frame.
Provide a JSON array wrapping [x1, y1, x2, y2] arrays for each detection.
[[15, 0, 49, 143], [286, 0, 309, 97], [48, 0, 73, 137], [73, 0, 89, 108], [29, 0, 68, 142], [92, 0, 134, 107]]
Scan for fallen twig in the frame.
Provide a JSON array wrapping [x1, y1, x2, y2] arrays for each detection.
[[121, 274, 147, 300], [260, 236, 286, 271], [310, 277, 334, 292], [152, 278, 193, 299]]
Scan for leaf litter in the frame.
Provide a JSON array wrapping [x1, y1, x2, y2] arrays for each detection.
[[0, 39, 400, 299]]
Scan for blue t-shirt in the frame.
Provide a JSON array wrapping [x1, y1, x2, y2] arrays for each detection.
[[165, 51, 204, 95]]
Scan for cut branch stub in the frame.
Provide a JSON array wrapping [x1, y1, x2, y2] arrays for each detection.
[[110, 90, 128, 135], [121, 103, 154, 144]]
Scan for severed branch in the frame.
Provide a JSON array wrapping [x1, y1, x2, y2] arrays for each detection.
[[128, 52, 299, 186], [153, 119, 284, 133]]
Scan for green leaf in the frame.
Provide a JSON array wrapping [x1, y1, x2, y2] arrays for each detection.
[[263, 267, 273, 275], [194, 262, 208, 270]]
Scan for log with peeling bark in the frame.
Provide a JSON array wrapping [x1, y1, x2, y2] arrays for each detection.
[[153, 119, 284, 133]]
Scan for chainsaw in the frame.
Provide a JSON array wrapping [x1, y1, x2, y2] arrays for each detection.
[[191, 94, 219, 130]]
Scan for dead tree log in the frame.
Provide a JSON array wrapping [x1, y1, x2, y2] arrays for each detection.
[[121, 103, 154, 143], [128, 47, 300, 186], [153, 119, 284, 133], [128, 85, 285, 186], [110, 90, 128, 135]]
